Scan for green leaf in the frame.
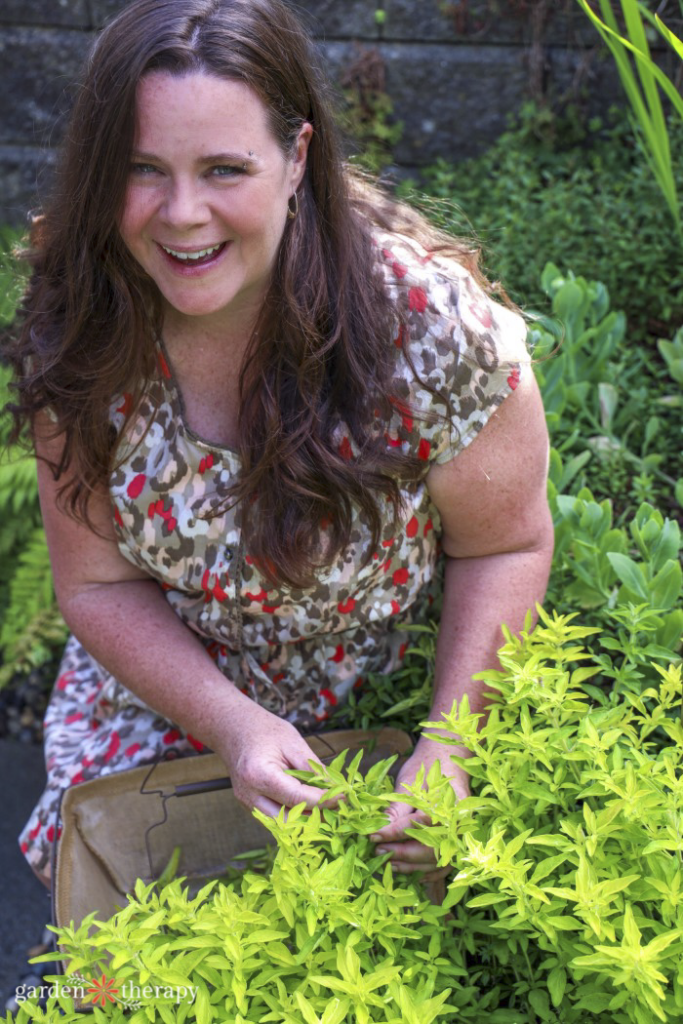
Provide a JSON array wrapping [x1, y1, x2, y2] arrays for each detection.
[[649, 560, 682, 611], [547, 966, 566, 1008], [466, 893, 511, 908], [528, 988, 551, 1020], [575, 991, 614, 1012], [193, 984, 212, 1024], [607, 552, 649, 599]]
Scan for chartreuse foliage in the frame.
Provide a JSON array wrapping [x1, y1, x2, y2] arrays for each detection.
[[8, 612, 683, 1023]]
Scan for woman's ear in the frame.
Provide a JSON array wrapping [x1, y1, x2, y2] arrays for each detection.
[[290, 122, 313, 191]]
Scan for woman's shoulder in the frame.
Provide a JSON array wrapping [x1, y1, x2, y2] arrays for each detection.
[[372, 226, 528, 367], [371, 226, 532, 465]]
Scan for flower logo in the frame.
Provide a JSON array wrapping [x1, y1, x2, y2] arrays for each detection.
[[86, 975, 119, 1007]]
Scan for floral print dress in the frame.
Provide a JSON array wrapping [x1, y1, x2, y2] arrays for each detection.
[[19, 230, 530, 882]]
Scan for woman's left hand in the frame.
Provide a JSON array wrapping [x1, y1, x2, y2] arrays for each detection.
[[369, 738, 470, 882]]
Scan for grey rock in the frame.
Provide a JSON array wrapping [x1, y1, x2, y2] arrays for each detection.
[[293, 0, 380, 40], [87, 0, 381, 36], [0, 146, 57, 226], [88, 0, 128, 29], [383, 0, 617, 47], [0, 0, 90, 29], [0, 28, 87, 147], [360, 41, 529, 165]]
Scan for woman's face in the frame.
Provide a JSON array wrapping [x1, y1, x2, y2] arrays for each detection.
[[119, 71, 311, 333]]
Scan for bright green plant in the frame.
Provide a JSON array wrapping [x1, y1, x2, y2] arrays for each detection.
[[530, 263, 627, 435], [8, 612, 683, 1024], [0, 226, 25, 327], [0, 229, 69, 686], [25, 755, 461, 1024], [400, 611, 683, 1023], [575, 0, 683, 235]]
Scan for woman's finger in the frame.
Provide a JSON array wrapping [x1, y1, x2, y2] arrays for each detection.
[[370, 805, 432, 843], [376, 838, 437, 864], [270, 775, 330, 810], [252, 794, 288, 818]]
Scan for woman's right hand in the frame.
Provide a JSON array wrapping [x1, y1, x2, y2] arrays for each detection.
[[214, 699, 333, 819]]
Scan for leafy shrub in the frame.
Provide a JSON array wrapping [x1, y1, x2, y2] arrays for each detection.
[[531, 264, 682, 522], [12, 612, 683, 1023], [398, 106, 683, 337]]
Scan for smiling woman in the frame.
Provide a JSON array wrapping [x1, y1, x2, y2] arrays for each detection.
[[3, 0, 552, 896], [120, 74, 311, 336]]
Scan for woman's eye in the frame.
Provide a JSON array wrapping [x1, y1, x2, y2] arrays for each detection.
[[130, 163, 160, 176], [210, 165, 244, 178]]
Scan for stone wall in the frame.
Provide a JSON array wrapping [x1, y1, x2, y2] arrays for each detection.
[[0, 0, 672, 224]]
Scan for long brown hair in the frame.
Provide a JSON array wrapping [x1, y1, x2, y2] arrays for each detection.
[[5, 0, 500, 589]]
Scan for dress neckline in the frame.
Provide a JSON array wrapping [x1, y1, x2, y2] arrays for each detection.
[[155, 336, 242, 458]]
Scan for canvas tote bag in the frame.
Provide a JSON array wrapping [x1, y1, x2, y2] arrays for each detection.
[[51, 727, 421, 942]]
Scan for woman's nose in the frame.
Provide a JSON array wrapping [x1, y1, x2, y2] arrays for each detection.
[[161, 178, 210, 228]]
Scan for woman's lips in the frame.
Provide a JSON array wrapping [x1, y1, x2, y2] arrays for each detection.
[[156, 240, 229, 273]]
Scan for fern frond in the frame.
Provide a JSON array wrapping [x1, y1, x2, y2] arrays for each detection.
[[0, 452, 40, 517], [0, 527, 57, 652], [0, 605, 67, 690]]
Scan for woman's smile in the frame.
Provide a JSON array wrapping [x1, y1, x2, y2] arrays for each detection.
[[156, 239, 230, 273]]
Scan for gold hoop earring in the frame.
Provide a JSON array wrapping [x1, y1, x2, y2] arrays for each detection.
[[287, 192, 299, 220]]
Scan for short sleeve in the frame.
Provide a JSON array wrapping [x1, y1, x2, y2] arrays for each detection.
[[376, 232, 531, 467]]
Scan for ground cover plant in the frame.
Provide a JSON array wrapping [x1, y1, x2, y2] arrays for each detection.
[[9, 612, 683, 1023]]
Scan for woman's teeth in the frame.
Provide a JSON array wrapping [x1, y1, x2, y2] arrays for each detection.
[[161, 243, 223, 261]]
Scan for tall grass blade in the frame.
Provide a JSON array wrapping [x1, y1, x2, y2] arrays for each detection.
[[576, 0, 682, 236]]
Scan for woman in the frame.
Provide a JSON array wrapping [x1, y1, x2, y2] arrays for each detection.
[[7, 0, 553, 891]]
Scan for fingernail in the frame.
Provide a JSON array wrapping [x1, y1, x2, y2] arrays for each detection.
[[369, 834, 381, 842], [376, 847, 389, 855]]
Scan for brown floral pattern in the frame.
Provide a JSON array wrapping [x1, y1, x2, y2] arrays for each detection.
[[19, 230, 530, 882]]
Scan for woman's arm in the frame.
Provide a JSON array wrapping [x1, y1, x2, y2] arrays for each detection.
[[35, 416, 330, 817], [370, 372, 554, 876]]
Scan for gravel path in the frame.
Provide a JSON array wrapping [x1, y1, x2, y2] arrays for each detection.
[[0, 739, 53, 1008]]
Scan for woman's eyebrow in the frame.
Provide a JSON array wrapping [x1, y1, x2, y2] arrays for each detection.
[[200, 152, 258, 165], [131, 150, 258, 165]]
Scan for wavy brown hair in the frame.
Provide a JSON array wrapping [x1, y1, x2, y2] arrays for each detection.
[[5, 0, 502, 589]]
